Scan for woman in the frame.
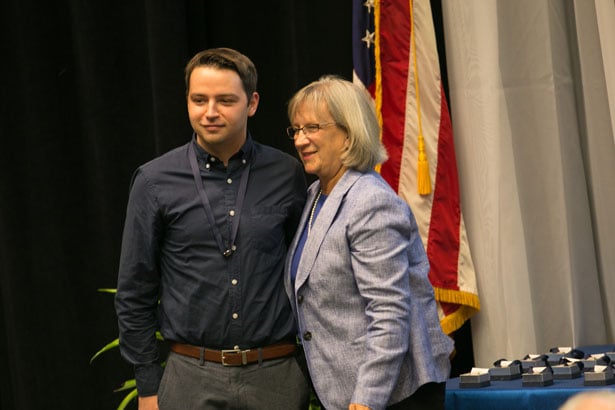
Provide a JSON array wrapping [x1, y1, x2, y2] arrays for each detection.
[[284, 76, 453, 410]]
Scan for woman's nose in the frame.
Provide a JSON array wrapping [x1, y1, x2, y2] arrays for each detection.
[[293, 130, 310, 147]]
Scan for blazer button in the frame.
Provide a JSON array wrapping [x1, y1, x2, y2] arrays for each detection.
[[303, 331, 312, 341], [297, 295, 304, 303]]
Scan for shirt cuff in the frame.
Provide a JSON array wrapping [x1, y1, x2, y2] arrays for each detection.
[[134, 363, 165, 396]]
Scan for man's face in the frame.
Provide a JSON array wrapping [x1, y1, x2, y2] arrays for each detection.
[[187, 66, 258, 159]]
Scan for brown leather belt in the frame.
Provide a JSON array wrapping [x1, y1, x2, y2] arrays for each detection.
[[170, 341, 296, 366]]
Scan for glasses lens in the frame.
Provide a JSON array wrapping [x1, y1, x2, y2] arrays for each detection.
[[304, 124, 320, 134], [286, 127, 297, 139]]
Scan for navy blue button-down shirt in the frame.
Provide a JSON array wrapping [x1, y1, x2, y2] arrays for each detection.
[[115, 135, 307, 395]]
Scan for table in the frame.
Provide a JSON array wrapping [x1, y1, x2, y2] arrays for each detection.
[[445, 376, 614, 410], [445, 345, 615, 410]]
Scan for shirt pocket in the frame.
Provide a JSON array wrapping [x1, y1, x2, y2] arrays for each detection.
[[243, 205, 288, 255]]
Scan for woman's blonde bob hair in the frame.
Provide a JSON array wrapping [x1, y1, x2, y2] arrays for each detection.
[[287, 75, 387, 172]]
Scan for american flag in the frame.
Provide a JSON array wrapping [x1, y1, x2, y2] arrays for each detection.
[[352, 0, 480, 335]]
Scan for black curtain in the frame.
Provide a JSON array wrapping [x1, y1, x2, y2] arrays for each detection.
[[0, 1, 470, 409]]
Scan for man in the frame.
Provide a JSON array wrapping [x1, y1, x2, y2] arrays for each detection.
[[115, 48, 309, 410]]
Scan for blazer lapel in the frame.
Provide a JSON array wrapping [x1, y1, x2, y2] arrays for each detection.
[[294, 170, 362, 290], [285, 182, 320, 299]]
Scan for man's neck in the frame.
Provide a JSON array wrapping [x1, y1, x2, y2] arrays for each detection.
[[196, 137, 246, 166]]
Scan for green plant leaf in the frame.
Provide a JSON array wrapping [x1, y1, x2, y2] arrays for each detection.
[[308, 392, 322, 410], [92, 287, 164, 409], [114, 379, 136, 392], [117, 388, 138, 410], [89, 338, 119, 364], [91, 332, 162, 364]]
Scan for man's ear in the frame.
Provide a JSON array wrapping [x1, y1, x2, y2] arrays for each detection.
[[248, 92, 259, 116]]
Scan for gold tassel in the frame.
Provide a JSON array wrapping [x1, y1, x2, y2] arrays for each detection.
[[418, 135, 432, 195], [410, 0, 431, 196]]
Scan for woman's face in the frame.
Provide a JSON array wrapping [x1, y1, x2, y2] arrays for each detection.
[[291, 102, 348, 193]]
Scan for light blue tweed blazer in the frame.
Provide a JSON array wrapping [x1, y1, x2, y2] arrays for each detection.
[[285, 169, 453, 410]]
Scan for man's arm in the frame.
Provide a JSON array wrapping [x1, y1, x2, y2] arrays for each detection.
[[115, 168, 164, 396], [284, 159, 308, 245]]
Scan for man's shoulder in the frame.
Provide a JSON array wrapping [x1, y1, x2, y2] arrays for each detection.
[[139, 142, 190, 173]]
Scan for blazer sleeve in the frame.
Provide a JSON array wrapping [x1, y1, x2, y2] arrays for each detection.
[[345, 187, 416, 408]]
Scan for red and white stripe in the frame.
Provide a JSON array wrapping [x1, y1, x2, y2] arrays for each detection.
[[354, 0, 480, 334]]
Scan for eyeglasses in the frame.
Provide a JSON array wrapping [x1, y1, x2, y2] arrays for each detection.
[[286, 122, 337, 140]]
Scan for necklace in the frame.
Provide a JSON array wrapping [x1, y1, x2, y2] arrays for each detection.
[[308, 190, 322, 235]]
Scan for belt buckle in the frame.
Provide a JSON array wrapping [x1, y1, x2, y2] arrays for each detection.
[[221, 348, 250, 366]]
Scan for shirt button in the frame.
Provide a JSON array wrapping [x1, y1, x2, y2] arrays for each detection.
[[303, 331, 312, 341], [297, 295, 304, 304], [209, 157, 216, 162], [231, 279, 238, 285], [231, 244, 237, 251], [242, 159, 247, 164], [205, 163, 210, 169], [227, 178, 233, 184], [232, 313, 239, 319], [229, 209, 235, 216]]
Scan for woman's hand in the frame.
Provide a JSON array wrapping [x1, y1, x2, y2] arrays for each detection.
[[349, 404, 371, 410]]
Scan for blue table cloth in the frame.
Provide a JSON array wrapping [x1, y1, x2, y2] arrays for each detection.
[[446, 345, 615, 410], [445, 376, 614, 410]]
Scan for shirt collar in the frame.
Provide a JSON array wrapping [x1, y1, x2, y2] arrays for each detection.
[[191, 132, 254, 165]]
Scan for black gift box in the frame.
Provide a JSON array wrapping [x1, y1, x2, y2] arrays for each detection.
[[521, 359, 547, 373], [547, 353, 565, 365], [459, 372, 491, 388], [522, 371, 554, 387], [552, 365, 582, 379], [584, 368, 615, 386], [489, 364, 522, 381]]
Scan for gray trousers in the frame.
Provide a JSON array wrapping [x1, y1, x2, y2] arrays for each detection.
[[157, 351, 310, 410]]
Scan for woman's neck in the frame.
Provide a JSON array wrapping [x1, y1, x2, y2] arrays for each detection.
[[319, 166, 347, 195]]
